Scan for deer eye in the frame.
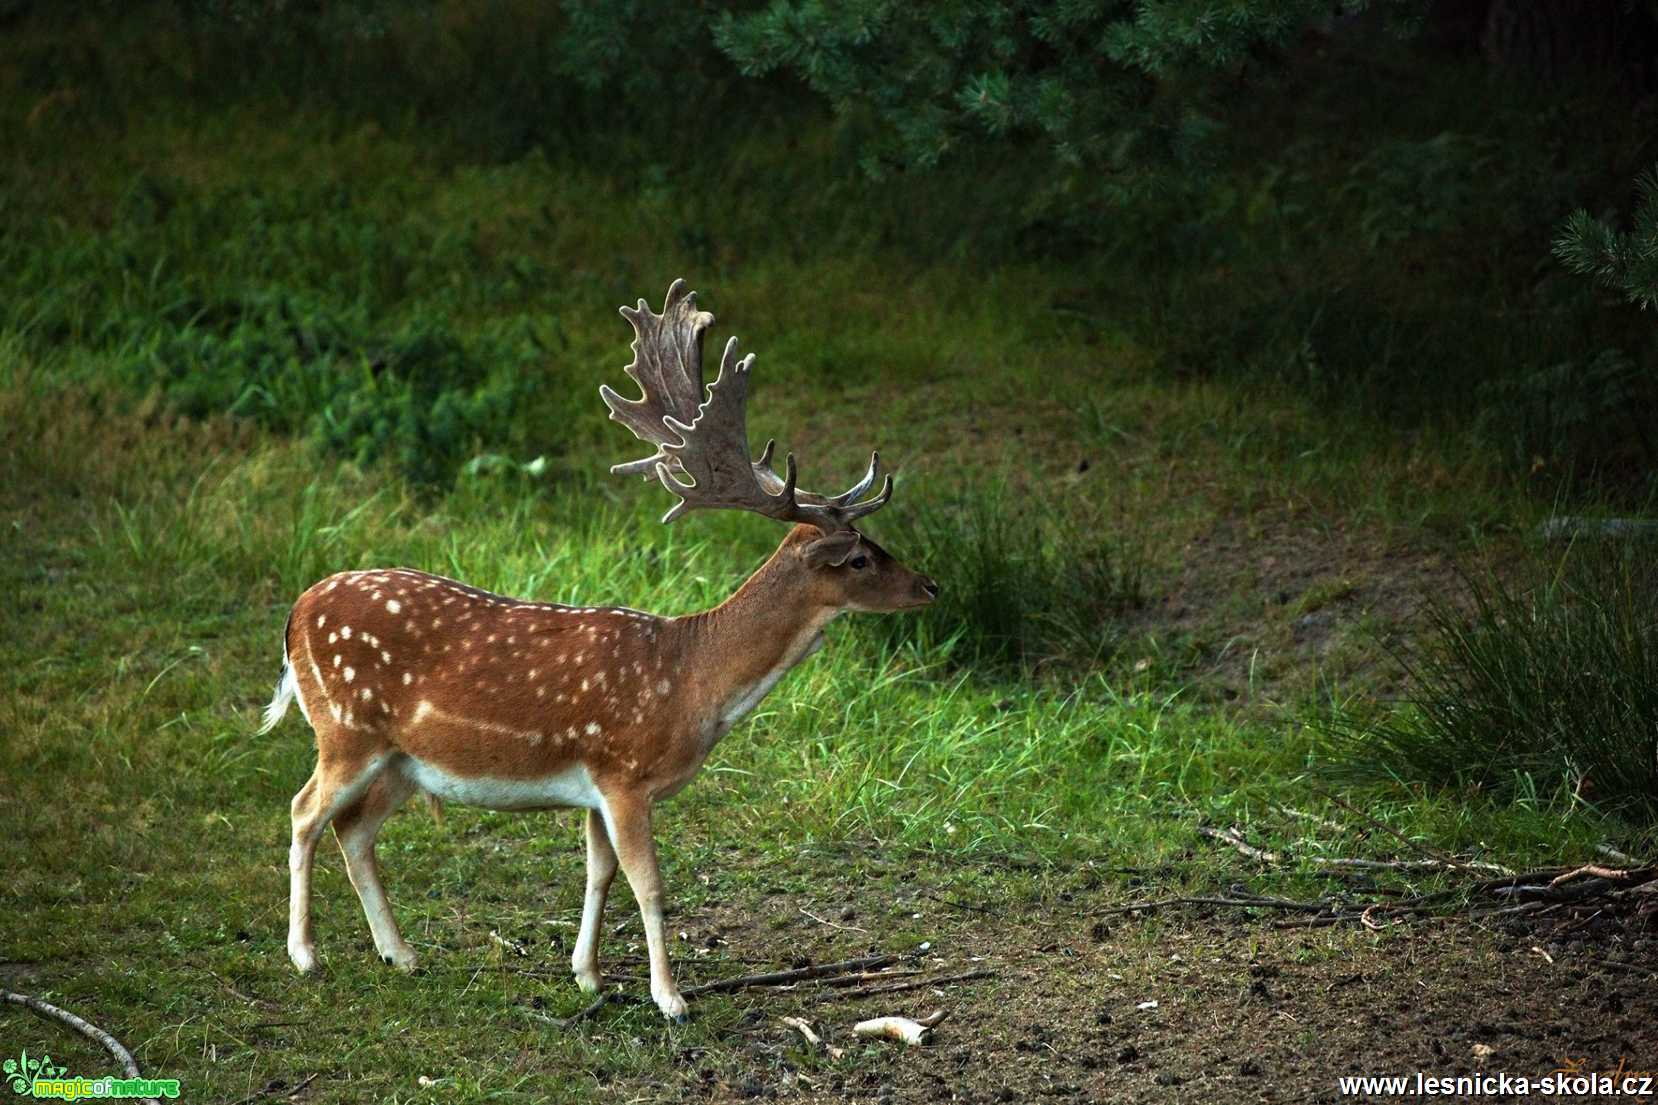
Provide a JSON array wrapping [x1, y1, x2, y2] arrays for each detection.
[[848, 554, 869, 570]]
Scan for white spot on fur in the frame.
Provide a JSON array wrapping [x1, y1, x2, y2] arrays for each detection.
[[402, 672, 413, 685], [343, 667, 355, 683], [656, 679, 672, 695], [585, 721, 601, 736], [316, 614, 327, 628], [341, 626, 352, 639]]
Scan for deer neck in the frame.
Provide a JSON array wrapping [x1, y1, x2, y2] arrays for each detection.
[[676, 548, 837, 739]]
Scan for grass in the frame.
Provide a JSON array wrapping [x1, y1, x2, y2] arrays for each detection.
[[1, 370, 1642, 1101], [1325, 542, 1658, 819], [4, 9, 1658, 1101]]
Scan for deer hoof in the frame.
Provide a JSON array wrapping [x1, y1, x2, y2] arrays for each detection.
[[573, 968, 604, 994], [381, 945, 419, 972], [288, 943, 319, 974], [655, 989, 689, 1023]]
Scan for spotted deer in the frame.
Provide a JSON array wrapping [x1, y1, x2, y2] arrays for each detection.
[[258, 279, 938, 1021]]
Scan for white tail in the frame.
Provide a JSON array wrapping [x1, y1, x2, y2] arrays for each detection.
[[259, 661, 297, 735], [267, 281, 937, 1020]]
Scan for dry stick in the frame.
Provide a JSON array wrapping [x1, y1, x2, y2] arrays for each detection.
[[1316, 789, 1512, 875], [818, 970, 923, 987], [1198, 826, 1280, 862], [799, 906, 869, 933], [1548, 864, 1633, 888], [551, 953, 901, 1027], [1313, 857, 1469, 872], [1, 990, 155, 1105], [1275, 805, 1348, 834], [820, 969, 994, 1001], [216, 1071, 320, 1105], [780, 1016, 844, 1060], [681, 955, 901, 998], [1093, 895, 1338, 918]]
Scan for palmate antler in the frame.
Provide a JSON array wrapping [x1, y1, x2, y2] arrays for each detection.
[[600, 279, 893, 530]]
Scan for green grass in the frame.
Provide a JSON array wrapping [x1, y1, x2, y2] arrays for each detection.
[[2, 369, 1640, 1101], [1325, 542, 1658, 819]]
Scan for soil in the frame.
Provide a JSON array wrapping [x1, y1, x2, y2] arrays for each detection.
[[573, 868, 1658, 1103]]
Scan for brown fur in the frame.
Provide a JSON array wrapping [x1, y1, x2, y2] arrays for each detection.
[[274, 523, 936, 1018]]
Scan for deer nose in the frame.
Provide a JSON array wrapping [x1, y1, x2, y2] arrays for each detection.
[[920, 576, 940, 599]]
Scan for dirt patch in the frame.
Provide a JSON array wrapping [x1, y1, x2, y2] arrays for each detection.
[[1125, 514, 1465, 705], [568, 872, 1658, 1103]]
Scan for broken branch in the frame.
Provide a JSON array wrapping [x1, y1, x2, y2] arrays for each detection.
[[549, 953, 902, 1027], [2, 991, 154, 1105], [781, 1016, 844, 1059], [822, 969, 993, 1001]]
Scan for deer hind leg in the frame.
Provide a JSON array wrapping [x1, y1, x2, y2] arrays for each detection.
[[333, 766, 419, 970], [601, 792, 686, 1022], [287, 751, 391, 974], [571, 808, 618, 993]]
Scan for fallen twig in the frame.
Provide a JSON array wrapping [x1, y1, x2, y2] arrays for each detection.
[[1198, 826, 1280, 862], [1275, 805, 1347, 834], [1539, 516, 1658, 540], [781, 1016, 844, 1059], [821, 969, 993, 1000], [681, 955, 901, 998], [818, 970, 923, 987], [216, 1071, 320, 1105], [489, 930, 528, 956], [548, 953, 902, 1027], [1094, 895, 1338, 918], [799, 907, 868, 933], [1549, 864, 1633, 888], [1, 990, 155, 1105], [1314, 790, 1511, 875]]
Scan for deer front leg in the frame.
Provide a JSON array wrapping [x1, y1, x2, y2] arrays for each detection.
[[571, 808, 617, 993], [601, 793, 687, 1022]]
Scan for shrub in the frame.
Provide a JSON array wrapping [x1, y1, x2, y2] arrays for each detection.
[[1325, 542, 1658, 820]]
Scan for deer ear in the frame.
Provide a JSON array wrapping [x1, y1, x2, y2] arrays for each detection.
[[802, 530, 861, 569]]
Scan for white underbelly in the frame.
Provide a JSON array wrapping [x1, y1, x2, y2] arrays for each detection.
[[403, 758, 602, 811]]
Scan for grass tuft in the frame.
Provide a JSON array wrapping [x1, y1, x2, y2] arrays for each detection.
[[1323, 542, 1658, 818]]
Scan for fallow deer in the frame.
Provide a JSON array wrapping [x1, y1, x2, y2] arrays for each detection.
[[258, 279, 937, 1020]]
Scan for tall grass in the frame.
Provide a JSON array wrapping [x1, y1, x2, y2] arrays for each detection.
[[1325, 542, 1658, 819], [867, 486, 1147, 673]]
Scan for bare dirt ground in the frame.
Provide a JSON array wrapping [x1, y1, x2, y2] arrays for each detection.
[[546, 863, 1658, 1103]]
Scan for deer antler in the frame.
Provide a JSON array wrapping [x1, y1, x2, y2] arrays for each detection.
[[601, 279, 894, 531]]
